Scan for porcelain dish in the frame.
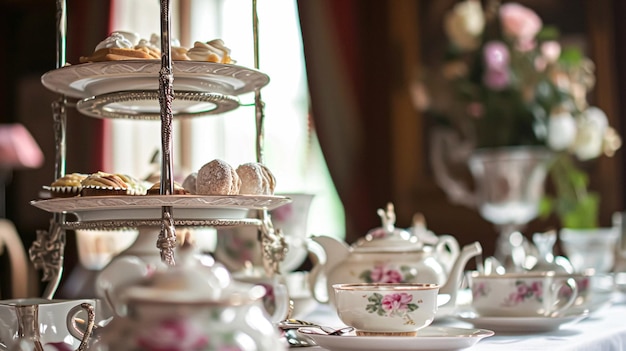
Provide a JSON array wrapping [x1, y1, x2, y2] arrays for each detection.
[[30, 194, 291, 221], [296, 326, 494, 351], [454, 309, 589, 333], [41, 61, 270, 98]]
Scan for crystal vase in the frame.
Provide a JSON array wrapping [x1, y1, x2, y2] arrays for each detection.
[[431, 130, 552, 263]]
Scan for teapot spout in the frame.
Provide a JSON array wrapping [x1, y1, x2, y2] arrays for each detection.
[[439, 241, 482, 308]]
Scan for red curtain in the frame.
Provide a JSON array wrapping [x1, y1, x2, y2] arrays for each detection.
[[297, 0, 394, 242]]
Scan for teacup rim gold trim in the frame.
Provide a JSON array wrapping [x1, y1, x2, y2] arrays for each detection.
[[332, 283, 439, 291]]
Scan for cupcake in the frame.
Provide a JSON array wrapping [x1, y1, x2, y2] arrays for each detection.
[[80, 171, 129, 196], [45, 173, 88, 198], [182, 172, 198, 195]]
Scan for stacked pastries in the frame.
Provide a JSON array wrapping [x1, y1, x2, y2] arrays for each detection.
[[45, 159, 275, 198]]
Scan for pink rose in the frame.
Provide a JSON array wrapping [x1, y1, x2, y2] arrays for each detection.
[[499, 2, 542, 51], [370, 264, 404, 283], [541, 41, 562, 63], [381, 293, 413, 313], [483, 41, 510, 70], [136, 318, 209, 351], [483, 68, 509, 90]]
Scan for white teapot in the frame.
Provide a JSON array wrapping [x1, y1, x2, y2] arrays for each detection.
[[91, 242, 286, 351], [308, 203, 482, 308]]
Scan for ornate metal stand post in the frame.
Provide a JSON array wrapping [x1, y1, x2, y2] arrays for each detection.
[[251, 0, 288, 277], [29, 0, 68, 299], [157, 0, 177, 265]]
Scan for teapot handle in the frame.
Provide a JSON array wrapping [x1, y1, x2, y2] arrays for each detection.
[[306, 239, 331, 304], [429, 127, 476, 208], [66, 302, 95, 351], [434, 235, 461, 273]]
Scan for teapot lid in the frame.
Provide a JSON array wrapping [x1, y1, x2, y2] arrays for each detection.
[[353, 203, 426, 252], [121, 241, 265, 305]]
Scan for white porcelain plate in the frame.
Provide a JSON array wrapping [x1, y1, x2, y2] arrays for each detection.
[[30, 195, 290, 221], [454, 310, 589, 333], [296, 326, 494, 351], [41, 61, 270, 98]]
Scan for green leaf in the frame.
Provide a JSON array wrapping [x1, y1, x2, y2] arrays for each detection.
[[559, 47, 584, 66], [561, 192, 600, 229]]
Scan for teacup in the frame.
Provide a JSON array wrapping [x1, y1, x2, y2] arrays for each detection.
[[467, 271, 578, 317], [332, 283, 439, 336]]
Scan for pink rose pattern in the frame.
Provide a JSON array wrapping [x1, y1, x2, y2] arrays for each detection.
[[136, 318, 209, 351], [365, 292, 420, 325], [503, 280, 543, 306], [470, 282, 490, 300], [134, 319, 245, 351], [358, 263, 416, 284]]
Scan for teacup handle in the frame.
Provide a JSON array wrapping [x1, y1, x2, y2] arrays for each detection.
[[66, 302, 95, 351], [547, 277, 578, 317]]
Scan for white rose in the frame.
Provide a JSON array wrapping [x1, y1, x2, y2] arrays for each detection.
[[573, 106, 608, 160], [444, 0, 485, 51], [547, 111, 577, 151]]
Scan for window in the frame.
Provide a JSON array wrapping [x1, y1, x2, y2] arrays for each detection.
[[109, 0, 345, 243]]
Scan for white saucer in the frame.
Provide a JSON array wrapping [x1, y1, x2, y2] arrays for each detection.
[[454, 310, 589, 333], [296, 326, 494, 351]]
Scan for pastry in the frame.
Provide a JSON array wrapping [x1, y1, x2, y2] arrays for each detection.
[[236, 162, 276, 195], [182, 172, 198, 194], [45, 173, 88, 198], [79, 31, 159, 63], [186, 39, 235, 63], [80, 171, 129, 196], [116, 173, 150, 195], [196, 159, 241, 195], [146, 181, 190, 195]]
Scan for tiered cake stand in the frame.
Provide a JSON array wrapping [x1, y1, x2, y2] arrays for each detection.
[[28, 0, 289, 299]]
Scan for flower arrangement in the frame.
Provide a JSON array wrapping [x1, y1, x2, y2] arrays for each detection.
[[414, 0, 621, 229]]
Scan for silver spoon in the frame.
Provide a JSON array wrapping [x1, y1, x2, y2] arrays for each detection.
[[279, 319, 354, 348]]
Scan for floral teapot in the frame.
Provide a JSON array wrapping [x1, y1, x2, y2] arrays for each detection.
[[91, 242, 287, 351], [308, 203, 482, 307]]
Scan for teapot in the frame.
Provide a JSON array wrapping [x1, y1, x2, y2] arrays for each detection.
[[308, 203, 482, 308], [91, 242, 287, 351]]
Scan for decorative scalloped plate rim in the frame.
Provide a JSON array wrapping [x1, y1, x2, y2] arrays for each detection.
[[30, 195, 290, 221], [41, 61, 270, 99]]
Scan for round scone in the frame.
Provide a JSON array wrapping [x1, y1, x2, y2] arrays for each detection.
[[236, 162, 276, 195], [196, 159, 241, 195], [182, 172, 198, 194]]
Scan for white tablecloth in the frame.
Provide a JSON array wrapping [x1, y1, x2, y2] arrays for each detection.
[[302, 298, 626, 351]]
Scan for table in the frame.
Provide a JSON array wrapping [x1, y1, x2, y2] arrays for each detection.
[[302, 296, 626, 351]]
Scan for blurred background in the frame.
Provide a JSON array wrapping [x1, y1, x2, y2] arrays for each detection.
[[0, 0, 623, 297]]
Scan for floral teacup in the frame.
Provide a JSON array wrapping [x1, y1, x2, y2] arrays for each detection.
[[332, 283, 439, 336], [467, 271, 578, 317]]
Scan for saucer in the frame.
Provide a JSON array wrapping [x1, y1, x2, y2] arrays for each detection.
[[296, 326, 494, 351], [454, 310, 589, 333]]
